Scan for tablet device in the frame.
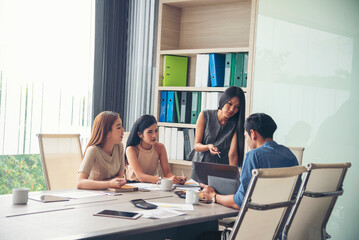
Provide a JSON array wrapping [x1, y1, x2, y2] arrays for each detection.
[[208, 175, 239, 195], [192, 162, 240, 184], [93, 210, 142, 220]]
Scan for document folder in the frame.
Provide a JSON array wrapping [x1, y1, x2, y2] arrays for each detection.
[[224, 53, 233, 87], [159, 91, 167, 122], [166, 91, 175, 123], [233, 53, 244, 87], [180, 92, 192, 123], [243, 52, 248, 87], [209, 53, 225, 87], [191, 92, 200, 124], [163, 55, 188, 86], [183, 128, 191, 160], [174, 91, 181, 123]]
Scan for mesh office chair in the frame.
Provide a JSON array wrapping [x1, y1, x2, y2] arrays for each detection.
[[38, 134, 83, 190], [226, 166, 306, 240], [282, 162, 351, 240]]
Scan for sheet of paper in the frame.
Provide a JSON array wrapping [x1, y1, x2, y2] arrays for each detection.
[[135, 209, 185, 219], [148, 202, 194, 211], [126, 183, 161, 191], [49, 191, 105, 199]]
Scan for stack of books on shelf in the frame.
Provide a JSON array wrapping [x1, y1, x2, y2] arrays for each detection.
[[159, 126, 195, 161]]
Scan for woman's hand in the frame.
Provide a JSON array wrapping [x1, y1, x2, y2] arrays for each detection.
[[208, 144, 220, 155], [171, 175, 187, 185], [109, 177, 127, 188]]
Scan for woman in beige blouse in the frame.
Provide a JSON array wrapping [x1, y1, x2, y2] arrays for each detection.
[[126, 115, 186, 184], [77, 111, 127, 190]]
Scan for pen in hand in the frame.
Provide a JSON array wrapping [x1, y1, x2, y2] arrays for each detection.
[[216, 151, 221, 158]]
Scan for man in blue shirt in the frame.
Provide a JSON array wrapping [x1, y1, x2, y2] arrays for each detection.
[[201, 113, 298, 209]]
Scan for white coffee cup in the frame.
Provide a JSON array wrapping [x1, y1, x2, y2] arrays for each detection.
[[156, 178, 173, 191], [12, 188, 29, 205], [186, 189, 199, 205]]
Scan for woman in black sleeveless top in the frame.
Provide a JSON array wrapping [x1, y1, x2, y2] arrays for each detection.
[[188, 86, 245, 179]]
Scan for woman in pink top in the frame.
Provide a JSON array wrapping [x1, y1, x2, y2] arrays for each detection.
[[126, 115, 186, 184]]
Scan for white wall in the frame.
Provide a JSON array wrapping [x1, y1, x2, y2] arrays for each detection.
[[253, 0, 359, 238]]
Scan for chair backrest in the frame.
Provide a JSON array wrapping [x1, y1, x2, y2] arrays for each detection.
[[37, 134, 83, 190], [229, 166, 307, 240], [122, 132, 130, 149], [283, 162, 351, 240], [288, 146, 305, 165]]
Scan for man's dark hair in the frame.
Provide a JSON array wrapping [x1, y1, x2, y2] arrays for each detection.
[[244, 113, 277, 139]]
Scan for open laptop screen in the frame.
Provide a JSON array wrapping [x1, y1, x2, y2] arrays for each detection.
[[192, 161, 240, 185]]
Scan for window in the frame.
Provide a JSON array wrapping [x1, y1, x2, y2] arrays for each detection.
[[0, 0, 94, 194]]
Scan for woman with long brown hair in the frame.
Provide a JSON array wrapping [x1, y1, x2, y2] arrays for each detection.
[[77, 111, 126, 190]]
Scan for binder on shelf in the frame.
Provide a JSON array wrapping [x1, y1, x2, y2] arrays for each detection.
[[230, 53, 236, 86], [170, 128, 178, 160], [164, 127, 172, 158], [224, 53, 233, 87], [176, 130, 184, 160], [166, 91, 175, 123], [209, 53, 225, 87], [206, 92, 223, 110], [180, 92, 192, 123], [233, 53, 244, 87], [188, 128, 195, 151], [163, 55, 188, 86], [159, 91, 167, 122], [191, 92, 200, 124], [159, 126, 165, 144], [174, 91, 181, 123], [243, 52, 248, 87], [201, 92, 207, 112], [195, 54, 210, 87], [183, 128, 191, 160]]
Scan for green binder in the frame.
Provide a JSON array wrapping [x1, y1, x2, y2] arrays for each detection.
[[230, 53, 236, 86], [224, 53, 233, 87], [243, 53, 248, 87], [174, 91, 181, 123], [233, 53, 244, 87], [163, 55, 188, 86]]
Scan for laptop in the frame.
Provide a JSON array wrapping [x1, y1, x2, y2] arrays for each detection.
[[208, 175, 238, 195], [192, 161, 240, 186]]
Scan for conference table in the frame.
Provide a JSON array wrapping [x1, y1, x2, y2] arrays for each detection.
[[0, 188, 239, 239]]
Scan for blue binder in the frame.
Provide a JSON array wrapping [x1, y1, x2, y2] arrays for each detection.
[[166, 91, 175, 123], [159, 91, 167, 122], [209, 53, 225, 87]]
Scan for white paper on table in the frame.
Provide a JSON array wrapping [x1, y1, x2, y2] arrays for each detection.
[[148, 202, 194, 211], [135, 209, 185, 219], [49, 191, 105, 199], [126, 183, 161, 191]]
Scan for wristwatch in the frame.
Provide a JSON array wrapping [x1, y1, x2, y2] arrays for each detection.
[[212, 193, 217, 203]]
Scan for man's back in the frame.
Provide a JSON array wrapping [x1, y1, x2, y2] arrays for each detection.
[[233, 141, 298, 207]]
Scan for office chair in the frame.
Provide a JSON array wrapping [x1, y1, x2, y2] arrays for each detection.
[[224, 166, 306, 240], [282, 162, 351, 240], [37, 134, 83, 190], [288, 146, 305, 165]]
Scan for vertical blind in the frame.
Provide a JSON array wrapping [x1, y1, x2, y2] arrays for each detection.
[[123, 0, 158, 131]]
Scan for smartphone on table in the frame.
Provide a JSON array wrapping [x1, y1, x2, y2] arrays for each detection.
[[130, 199, 158, 209], [93, 209, 142, 220]]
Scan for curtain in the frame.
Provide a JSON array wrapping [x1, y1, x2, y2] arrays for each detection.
[[92, 0, 129, 121], [123, 0, 158, 130]]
